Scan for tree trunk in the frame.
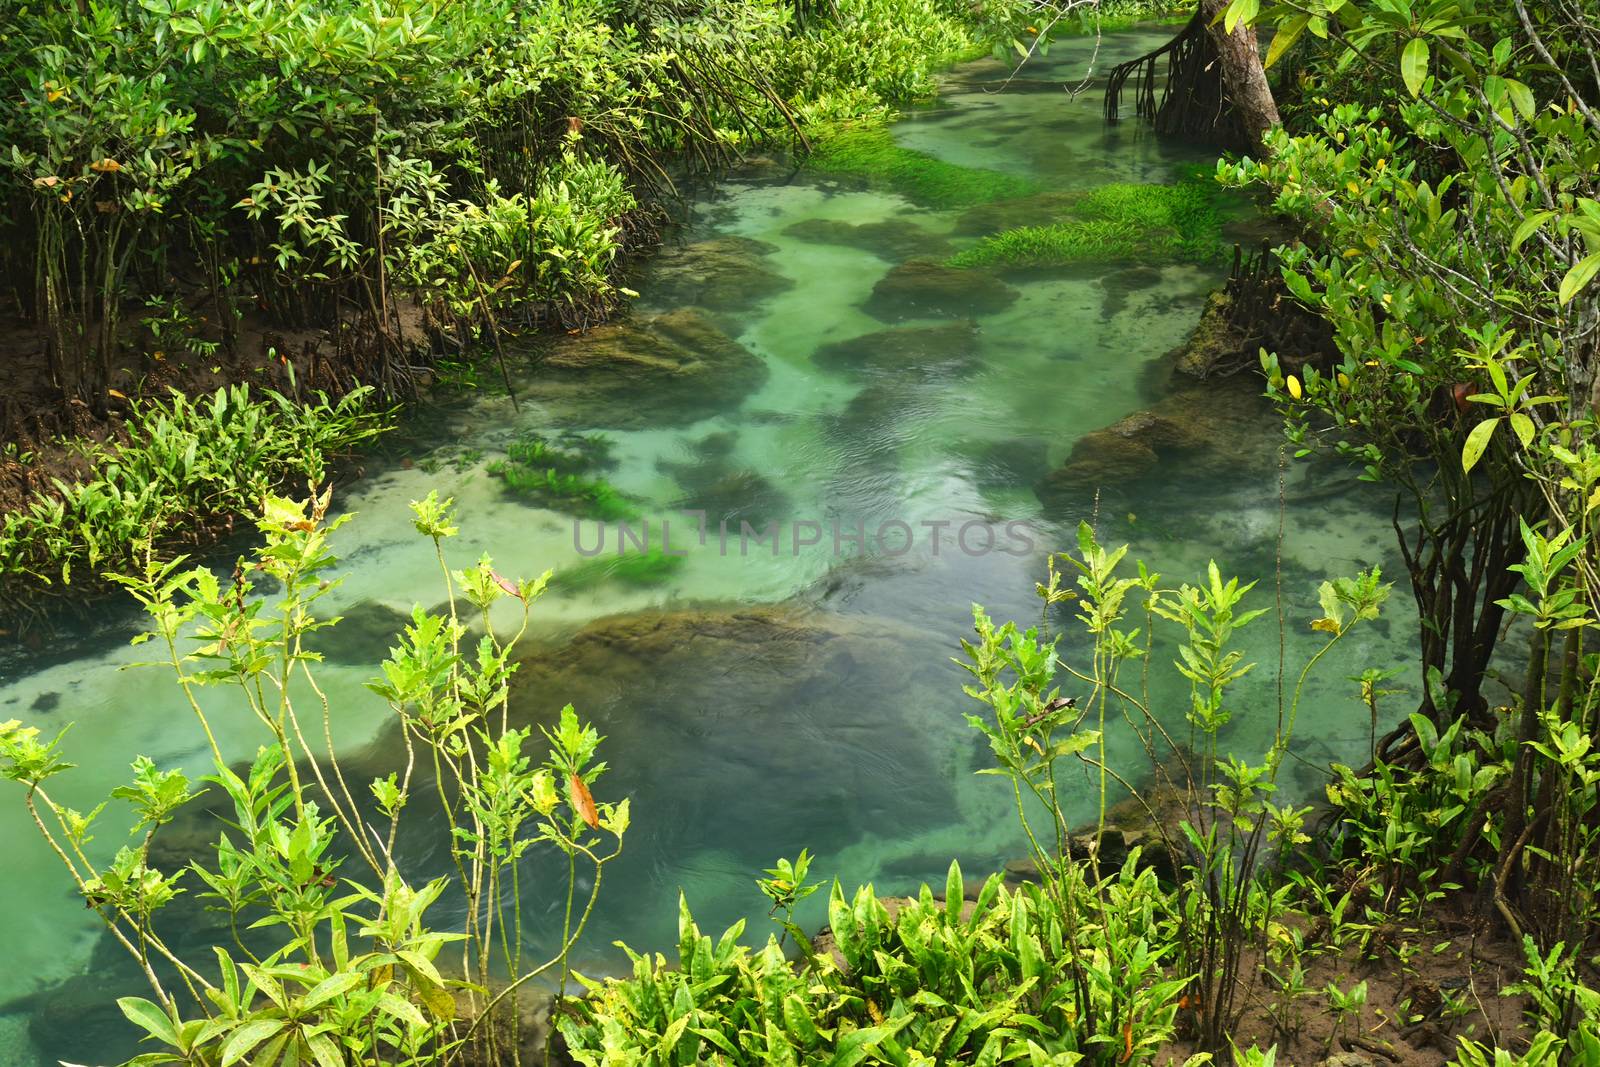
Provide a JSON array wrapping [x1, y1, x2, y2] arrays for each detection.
[[1197, 0, 1280, 153]]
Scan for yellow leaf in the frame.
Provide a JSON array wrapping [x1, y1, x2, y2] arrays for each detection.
[[1311, 617, 1340, 633], [107, 388, 126, 399], [1286, 375, 1303, 400]]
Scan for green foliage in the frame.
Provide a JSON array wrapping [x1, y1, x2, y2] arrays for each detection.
[[0, 384, 387, 593], [1, 492, 625, 1066], [562, 859, 1180, 1065], [965, 523, 1387, 1053], [949, 176, 1224, 269], [1223, 0, 1600, 958], [805, 124, 1038, 208], [0, 0, 990, 404], [780, 0, 980, 127]]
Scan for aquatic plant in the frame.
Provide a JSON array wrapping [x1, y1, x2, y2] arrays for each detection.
[[948, 174, 1224, 268], [549, 547, 685, 593], [0, 492, 626, 1067], [488, 432, 635, 519], [805, 124, 1039, 208], [0, 384, 387, 601], [490, 462, 639, 521]]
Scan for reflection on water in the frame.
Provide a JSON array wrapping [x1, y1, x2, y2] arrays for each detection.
[[0, 27, 1410, 1065]]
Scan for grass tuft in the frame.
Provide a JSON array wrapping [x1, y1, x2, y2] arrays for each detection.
[[947, 173, 1225, 269]]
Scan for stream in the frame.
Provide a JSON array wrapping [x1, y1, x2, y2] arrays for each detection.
[[0, 27, 1412, 1065]]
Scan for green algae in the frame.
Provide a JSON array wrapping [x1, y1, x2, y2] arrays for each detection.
[[947, 175, 1224, 269], [804, 124, 1038, 208], [488, 432, 636, 520], [548, 548, 685, 593]]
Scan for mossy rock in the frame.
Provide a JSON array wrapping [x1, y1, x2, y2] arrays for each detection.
[[1035, 381, 1277, 509], [783, 217, 952, 261], [1172, 290, 1249, 379], [531, 308, 769, 429], [636, 235, 791, 312], [805, 125, 1037, 209], [812, 322, 981, 377], [863, 259, 1020, 322]]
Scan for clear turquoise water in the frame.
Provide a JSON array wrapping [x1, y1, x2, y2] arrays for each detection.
[[0, 29, 1411, 1064]]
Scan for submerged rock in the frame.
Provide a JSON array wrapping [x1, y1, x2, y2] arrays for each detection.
[[636, 235, 791, 312], [952, 190, 1082, 236], [812, 322, 982, 377], [508, 605, 958, 865], [1035, 379, 1277, 509], [961, 436, 1051, 492], [667, 465, 793, 529], [1097, 266, 1165, 321], [531, 308, 769, 428], [783, 217, 952, 261], [863, 259, 1020, 322]]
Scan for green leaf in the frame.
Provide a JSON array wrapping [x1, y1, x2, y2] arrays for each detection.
[[828, 1018, 913, 1067], [1265, 13, 1309, 68], [219, 1020, 286, 1067], [945, 860, 963, 923], [300, 970, 364, 1010], [1511, 210, 1557, 251], [1461, 418, 1499, 474], [1510, 412, 1535, 448], [305, 1032, 346, 1067], [1401, 37, 1429, 97], [1560, 253, 1600, 305], [1224, 0, 1260, 33], [378, 992, 428, 1031], [117, 998, 179, 1047], [1504, 78, 1535, 119]]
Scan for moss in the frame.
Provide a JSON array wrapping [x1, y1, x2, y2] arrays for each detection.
[[947, 173, 1224, 269], [804, 124, 1037, 208], [548, 548, 685, 593]]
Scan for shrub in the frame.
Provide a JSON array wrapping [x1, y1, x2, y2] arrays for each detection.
[[0, 384, 388, 594], [0, 491, 626, 1067], [562, 859, 1181, 1065]]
